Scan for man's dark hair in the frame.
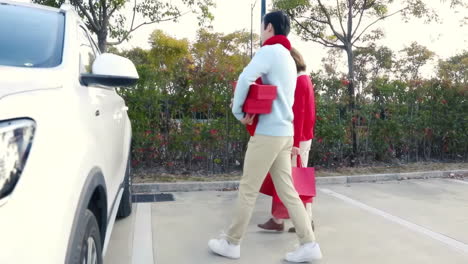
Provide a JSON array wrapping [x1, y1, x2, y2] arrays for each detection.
[[263, 11, 291, 36]]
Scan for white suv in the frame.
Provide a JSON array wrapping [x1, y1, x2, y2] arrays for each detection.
[[0, 1, 138, 263]]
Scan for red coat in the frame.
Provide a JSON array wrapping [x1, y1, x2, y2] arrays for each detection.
[[293, 74, 316, 147]]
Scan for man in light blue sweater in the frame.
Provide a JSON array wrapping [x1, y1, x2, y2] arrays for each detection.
[[208, 11, 322, 263]]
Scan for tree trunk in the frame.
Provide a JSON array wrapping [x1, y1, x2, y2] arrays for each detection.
[[346, 44, 358, 166], [97, 12, 109, 53], [97, 29, 107, 53], [346, 1, 357, 166]]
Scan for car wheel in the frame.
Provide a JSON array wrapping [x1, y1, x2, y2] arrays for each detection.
[[117, 157, 132, 218], [70, 209, 103, 264]]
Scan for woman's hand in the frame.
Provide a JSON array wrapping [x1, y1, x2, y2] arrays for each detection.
[[240, 114, 256, 125], [292, 147, 300, 156]]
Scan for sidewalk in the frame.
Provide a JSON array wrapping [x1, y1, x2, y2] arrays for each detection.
[[132, 169, 468, 193]]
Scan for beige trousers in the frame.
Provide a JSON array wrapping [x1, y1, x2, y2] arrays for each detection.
[[226, 135, 315, 245]]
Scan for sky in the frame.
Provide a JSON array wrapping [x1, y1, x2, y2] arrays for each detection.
[[16, 0, 468, 75], [119, 0, 467, 76]]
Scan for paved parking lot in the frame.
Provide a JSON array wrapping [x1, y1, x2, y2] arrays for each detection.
[[105, 178, 468, 264]]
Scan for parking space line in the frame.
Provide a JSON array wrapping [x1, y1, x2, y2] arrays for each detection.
[[319, 188, 468, 255], [103, 189, 124, 256], [451, 179, 468, 185], [132, 203, 155, 264]]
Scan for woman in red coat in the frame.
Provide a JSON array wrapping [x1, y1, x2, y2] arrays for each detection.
[[258, 47, 317, 232]]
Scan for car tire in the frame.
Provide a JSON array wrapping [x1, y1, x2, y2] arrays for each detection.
[[70, 209, 103, 264], [117, 157, 132, 218]]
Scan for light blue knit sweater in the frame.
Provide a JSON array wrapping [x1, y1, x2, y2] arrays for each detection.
[[232, 44, 296, 137]]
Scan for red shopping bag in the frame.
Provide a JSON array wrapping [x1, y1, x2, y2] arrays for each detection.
[[259, 155, 316, 219]]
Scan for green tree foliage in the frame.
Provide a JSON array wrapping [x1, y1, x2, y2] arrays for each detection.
[[395, 42, 435, 80], [33, 0, 215, 51], [438, 50, 468, 85], [117, 30, 257, 171]]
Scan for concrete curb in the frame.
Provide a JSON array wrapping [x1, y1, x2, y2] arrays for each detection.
[[132, 169, 468, 194]]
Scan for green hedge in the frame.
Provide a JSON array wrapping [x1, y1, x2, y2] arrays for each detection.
[[119, 75, 467, 172]]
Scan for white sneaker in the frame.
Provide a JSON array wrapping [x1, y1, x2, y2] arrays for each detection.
[[285, 242, 322, 262], [208, 238, 240, 259]]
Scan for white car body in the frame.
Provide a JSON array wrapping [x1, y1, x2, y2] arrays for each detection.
[[0, 1, 136, 263]]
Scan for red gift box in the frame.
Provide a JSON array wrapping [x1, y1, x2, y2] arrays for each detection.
[[232, 82, 277, 114], [243, 99, 273, 114], [247, 84, 277, 100]]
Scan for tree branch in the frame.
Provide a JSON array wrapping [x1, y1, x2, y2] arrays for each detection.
[[305, 35, 344, 48], [352, 8, 405, 45], [291, 16, 344, 49], [289, 10, 328, 24], [128, 0, 138, 35], [107, 14, 186, 46], [315, 39, 346, 48], [98, 3, 102, 25], [351, 0, 366, 39], [347, 0, 354, 43], [109, 4, 119, 17], [88, 0, 100, 30], [72, 0, 99, 31], [336, 0, 347, 37], [102, 0, 107, 25], [307, 15, 329, 24], [317, 0, 345, 42]]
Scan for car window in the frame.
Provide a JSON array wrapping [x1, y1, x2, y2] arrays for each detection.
[[0, 4, 65, 68], [79, 27, 96, 74]]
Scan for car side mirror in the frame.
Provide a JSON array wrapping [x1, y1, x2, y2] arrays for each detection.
[[81, 53, 139, 87]]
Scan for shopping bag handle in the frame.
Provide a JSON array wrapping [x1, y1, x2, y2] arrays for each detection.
[[297, 155, 303, 168]]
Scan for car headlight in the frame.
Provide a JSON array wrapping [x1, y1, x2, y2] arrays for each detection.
[[0, 119, 35, 200]]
